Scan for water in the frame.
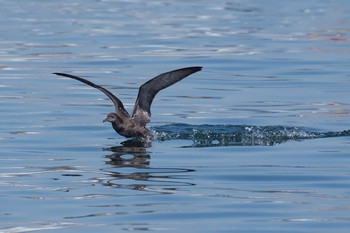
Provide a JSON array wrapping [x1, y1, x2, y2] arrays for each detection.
[[1, 0, 350, 232]]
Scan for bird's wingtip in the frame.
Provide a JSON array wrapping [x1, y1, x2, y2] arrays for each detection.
[[53, 72, 72, 78], [195, 66, 203, 71], [187, 66, 202, 72]]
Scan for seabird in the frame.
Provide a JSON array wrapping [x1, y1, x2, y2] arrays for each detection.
[[54, 66, 202, 139]]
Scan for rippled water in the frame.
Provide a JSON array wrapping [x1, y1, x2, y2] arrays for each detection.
[[153, 124, 350, 147], [1, 0, 350, 232]]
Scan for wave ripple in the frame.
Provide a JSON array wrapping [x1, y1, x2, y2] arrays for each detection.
[[153, 124, 350, 147]]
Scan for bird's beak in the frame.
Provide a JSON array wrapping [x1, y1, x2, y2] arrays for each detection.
[[103, 118, 109, 123]]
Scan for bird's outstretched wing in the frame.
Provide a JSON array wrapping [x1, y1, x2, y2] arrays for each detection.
[[132, 66, 202, 126], [53, 73, 129, 119]]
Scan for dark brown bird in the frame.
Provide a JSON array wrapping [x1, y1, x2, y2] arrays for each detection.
[[54, 66, 202, 139]]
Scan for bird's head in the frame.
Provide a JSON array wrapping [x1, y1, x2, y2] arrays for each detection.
[[103, 112, 121, 124]]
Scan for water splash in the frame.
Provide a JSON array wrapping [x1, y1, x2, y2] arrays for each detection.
[[152, 124, 350, 147]]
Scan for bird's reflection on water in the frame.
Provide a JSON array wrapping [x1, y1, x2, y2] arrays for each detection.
[[104, 139, 151, 168], [100, 140, 195, 192]]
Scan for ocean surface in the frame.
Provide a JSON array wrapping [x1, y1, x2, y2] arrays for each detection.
[[1, 1, 350, 232]]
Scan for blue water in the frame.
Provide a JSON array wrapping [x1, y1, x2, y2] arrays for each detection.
[[1, 1, 350, 232]]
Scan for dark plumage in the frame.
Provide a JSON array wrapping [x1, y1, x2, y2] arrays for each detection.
[[54, 66, 202, 139]]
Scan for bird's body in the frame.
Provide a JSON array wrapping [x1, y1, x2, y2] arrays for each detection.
[[107, 112, 151, 138], [54, 67, 202, 139]]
